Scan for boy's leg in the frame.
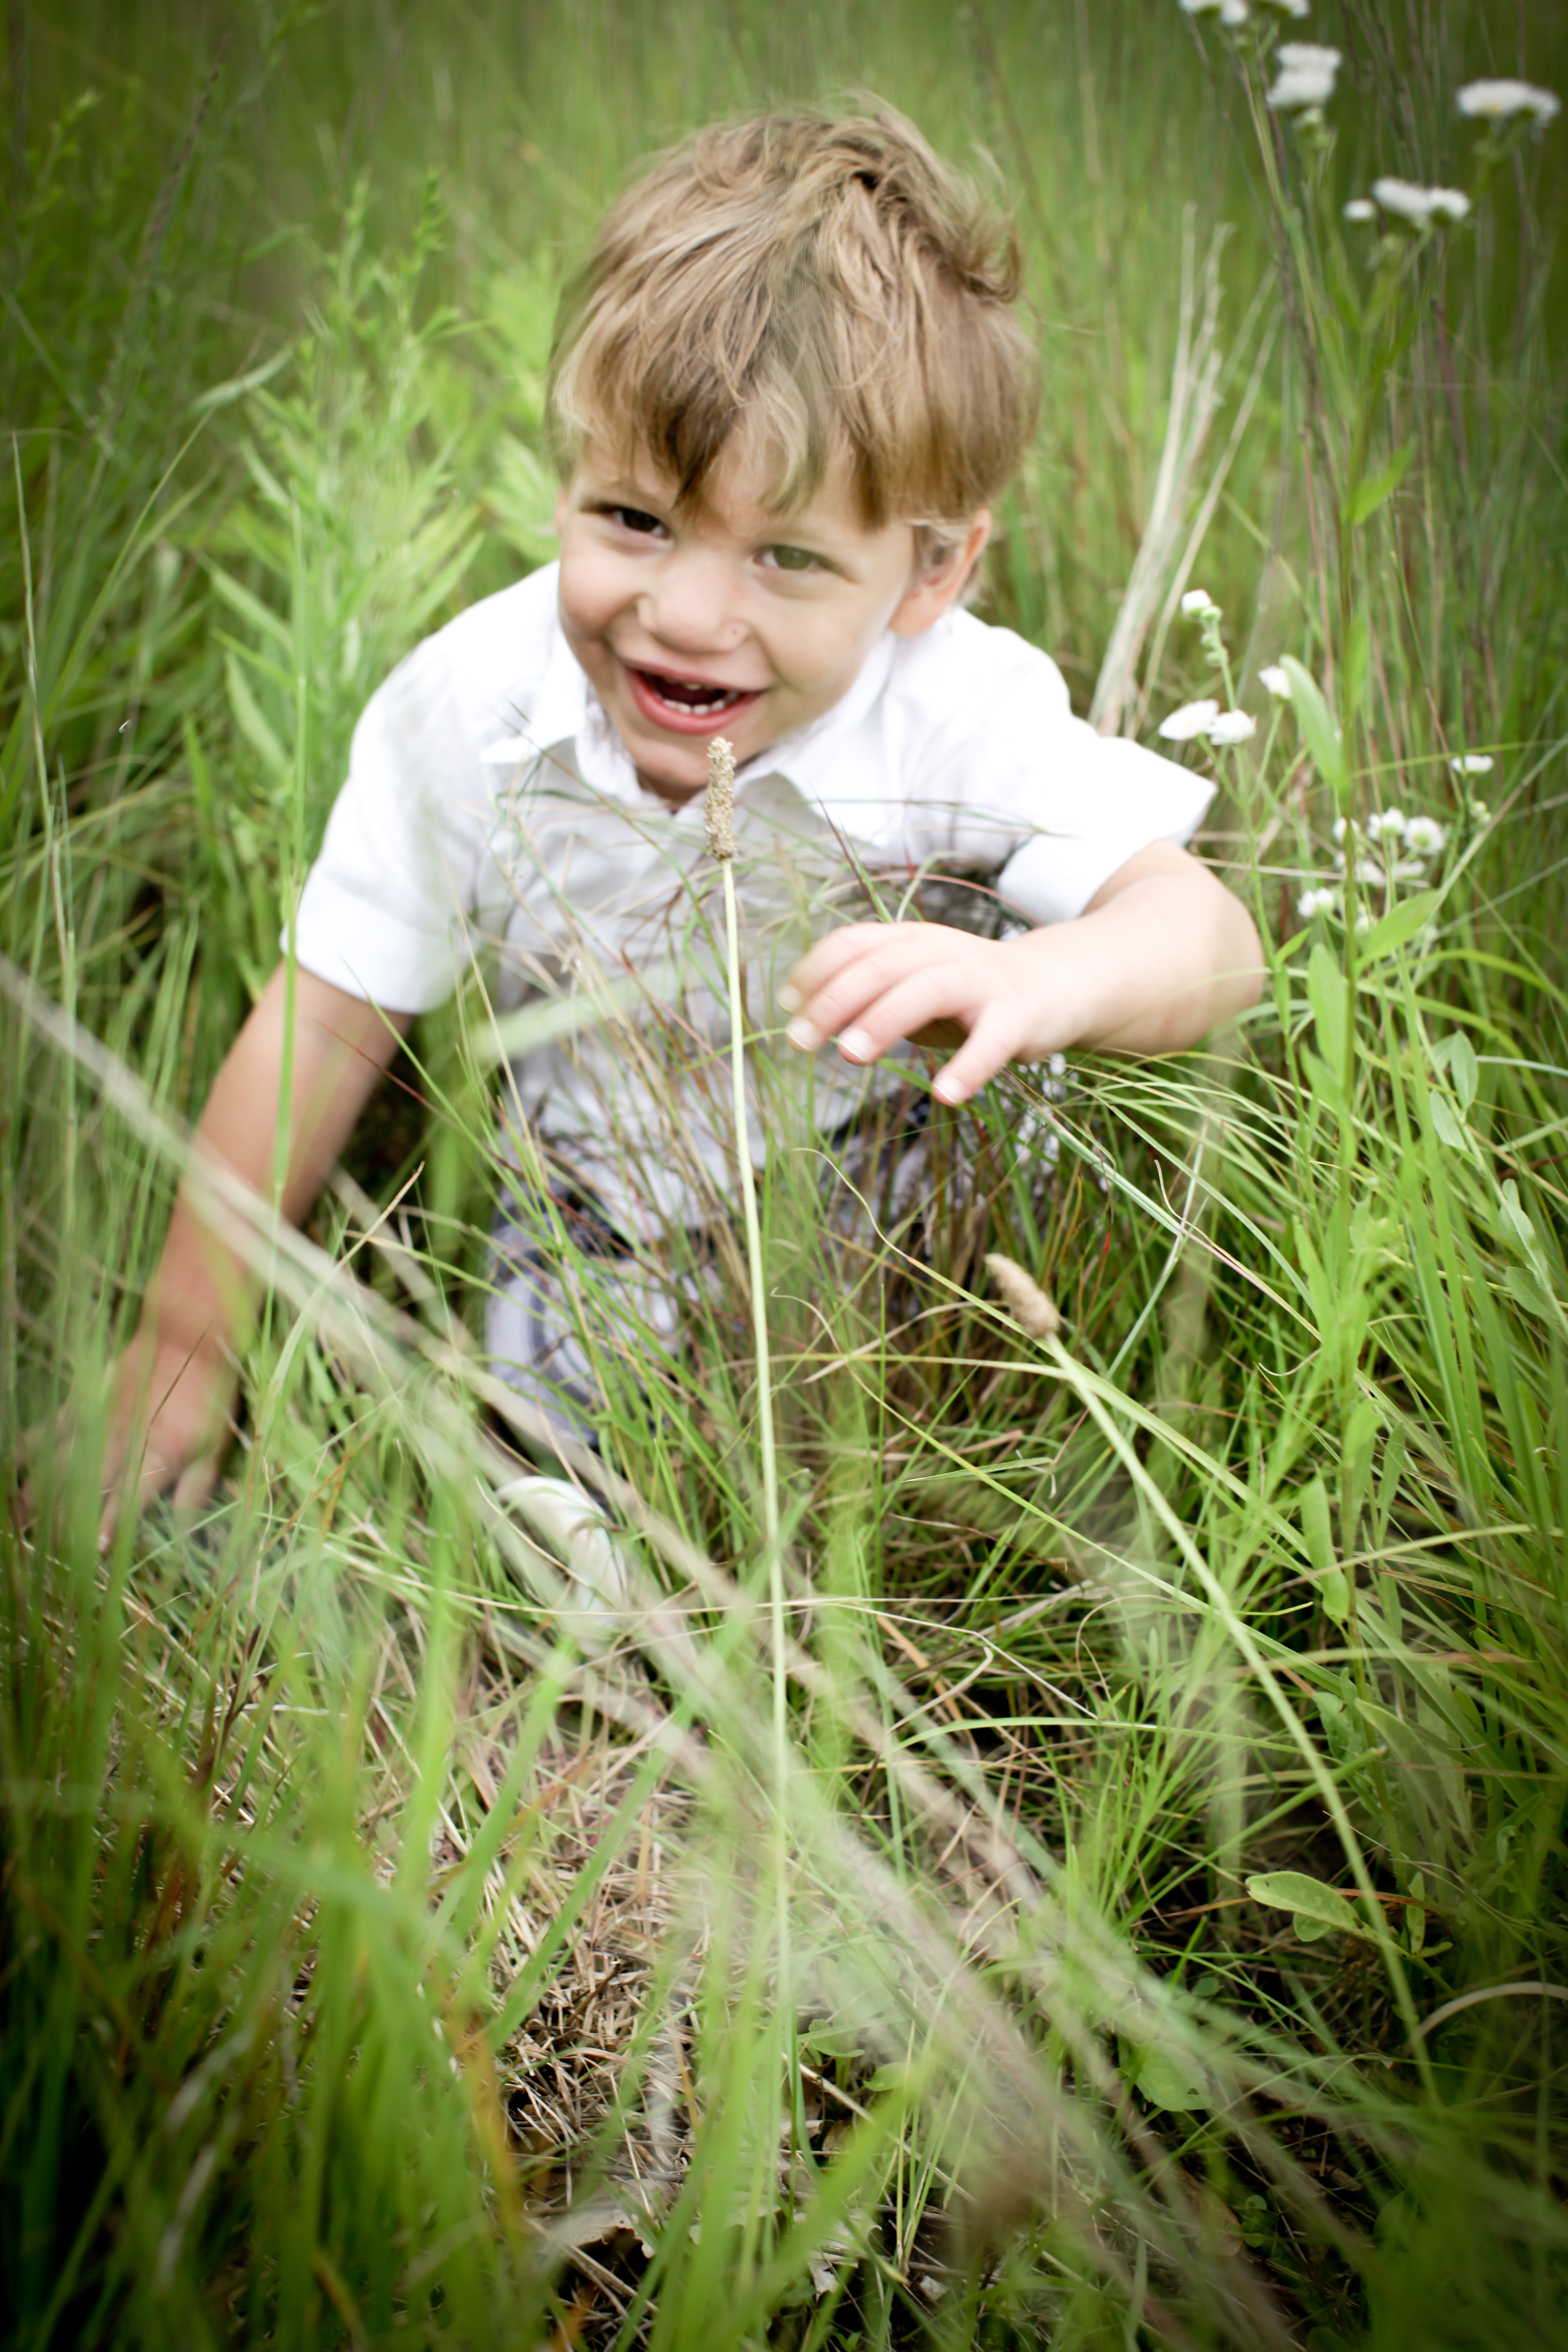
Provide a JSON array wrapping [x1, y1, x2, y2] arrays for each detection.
[[485, 1189, 693, 1449]]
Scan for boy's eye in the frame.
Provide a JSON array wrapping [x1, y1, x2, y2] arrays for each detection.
[[760, 543, 825, 575], [606, 506, 667, 537]]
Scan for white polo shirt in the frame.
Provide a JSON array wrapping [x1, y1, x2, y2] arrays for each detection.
[[288, 563, 1212, 1236]]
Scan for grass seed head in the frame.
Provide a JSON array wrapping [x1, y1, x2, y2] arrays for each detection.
[[985, 1251, 1062, 1341], [704, 735, 736, 861]]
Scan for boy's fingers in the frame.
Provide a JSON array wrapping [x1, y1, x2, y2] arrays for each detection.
[[827, 968, 988, 1064], [930, 1005, 1031, 1104], [172, 1453, 223, 1515], [787, 939, 993, 1052], [781, 924, 896, 1010]]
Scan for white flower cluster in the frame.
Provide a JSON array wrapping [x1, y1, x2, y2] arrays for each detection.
[[1449, 753, 1494, 776], [1456, 79, 1560, 127], [1158, 697, 1257, 745], [1268, 41, 1342, 109], [1370, 176, 1471, 228], [1302, 806, 1451, 919], [1179, 0, 1249, 21], [1259, 665, 1293, 699]]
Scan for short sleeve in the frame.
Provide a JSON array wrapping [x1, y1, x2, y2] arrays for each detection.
[[837, 618, 1217, 927], [283, 638, 483, 1009], [993, 718, 1216, 925]]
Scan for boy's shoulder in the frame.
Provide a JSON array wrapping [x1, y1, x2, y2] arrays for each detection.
[[886, 608, 1072, 733], [409, 561, 567, 719]]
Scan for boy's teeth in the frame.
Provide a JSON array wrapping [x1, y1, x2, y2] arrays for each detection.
[[644, 670, 743, 714]]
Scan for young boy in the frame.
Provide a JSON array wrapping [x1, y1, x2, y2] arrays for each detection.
[[100, 105, 1262, 1522]]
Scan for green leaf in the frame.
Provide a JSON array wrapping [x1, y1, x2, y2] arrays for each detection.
[[225, 648, 289, 778], [1429, 1095, 1468, 1151], [1307, 942, 1350, 1075], [1299, 1475, 1334, 1573], [1348, 441, 1416, 526], [1246, 1871, 1374, 1943], [1119, 2037, 1207, 2112], [1446, 1032, 1479, 1112], [1356, 889, 1441, 963], [1299, 1478, 1348, 1623], [1497, 1178, 1535, 1251], [1505, 1264, 1552, 1320], [1280, 657, 1350, 805]]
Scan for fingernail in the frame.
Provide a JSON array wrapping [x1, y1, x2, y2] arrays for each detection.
[[777, 982, 802, 1013], [933, 1075, 966, 1105], [786, 1016, 818, 1051], [839, 1026, 873, 1062]]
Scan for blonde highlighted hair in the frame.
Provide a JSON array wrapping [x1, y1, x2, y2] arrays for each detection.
[[547, 105, 1039, 550]]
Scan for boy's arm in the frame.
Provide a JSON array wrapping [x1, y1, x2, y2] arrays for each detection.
[[780, 842, 1264, 1105], [93, 964, 411, 1532]]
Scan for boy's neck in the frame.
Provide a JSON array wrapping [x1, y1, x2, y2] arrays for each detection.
[[638, 767, 705, 809]]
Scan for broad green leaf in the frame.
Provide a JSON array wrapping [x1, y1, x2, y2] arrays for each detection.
[[1299, 1475, 1348, 1623], [1299, 1475, 1334, 1573], [1246, 1870, 1373, 1942], [1357, 889, 1441, 963], [1505, 1264, 1553, 1320], [1497, 1178, 1535, 1251], [1429, 1094, 1468, 1151], [1307, 941, 1350, 1074], [1446, 1032, 1479, 1112], [1280, 656, 1350, 804], [1348, 441, 1416, 526], [1120, 2037, 1207, 2112]]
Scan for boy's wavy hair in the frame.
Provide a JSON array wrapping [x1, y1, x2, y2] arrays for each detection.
[[546, 105, 1040, 564]]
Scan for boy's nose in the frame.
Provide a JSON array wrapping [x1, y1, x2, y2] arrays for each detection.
[[639, 548, 745, 654]]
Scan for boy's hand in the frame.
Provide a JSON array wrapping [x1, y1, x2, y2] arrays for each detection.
[[20, 961, 410, 1547], [95, 1328, 238, 1543], [19, 1327, 236, 1550], [780, 844, 1266, 1099], [781, 922, 1071, 1105]]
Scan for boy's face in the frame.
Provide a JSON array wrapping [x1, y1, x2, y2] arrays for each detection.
[[555, 433, 987, 805]]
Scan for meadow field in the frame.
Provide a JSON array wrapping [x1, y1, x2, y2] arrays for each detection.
[[4, 2, 1568, 2344]]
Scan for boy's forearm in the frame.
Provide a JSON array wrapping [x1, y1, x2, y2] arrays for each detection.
[[146, 965, 411, 1355], [1021, 862, 1264, 1056]]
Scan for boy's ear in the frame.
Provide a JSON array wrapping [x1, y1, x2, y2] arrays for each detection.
[[887, 512, 992, 638]]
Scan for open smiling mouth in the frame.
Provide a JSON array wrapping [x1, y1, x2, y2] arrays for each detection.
[[626, 664, 763, 733]]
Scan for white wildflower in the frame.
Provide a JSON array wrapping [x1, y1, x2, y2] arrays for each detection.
[[1259, 664, 1293, 699], [1404, 815, 1447, 857], [1373, 176, 1470, 229], [1332, 815, 1354, 845], [1209, 709, 1258, 744], [1298, 886, 1340, 919], [1182, 587, 1219, 617], [1177, 0, 1227, 13], [1365, 807, 1406, 842], [1268, 43, 1342, 109], [1342, 197, 1377, 223], [1355, 907, 1375, 933], [1456, 80, 1560, 127], [1260, 0, 1311, 16], [1468, 800, 1490, 824], [1158, 697, 1221, 742], [1450, 752, 1494, 775], [1220, 0, 1249, 23]]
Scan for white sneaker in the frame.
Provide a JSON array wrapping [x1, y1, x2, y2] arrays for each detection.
[[492, 1471, 639, 1640]]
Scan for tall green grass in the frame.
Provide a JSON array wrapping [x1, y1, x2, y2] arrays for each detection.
[[4, 3, 1567, 2345]]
